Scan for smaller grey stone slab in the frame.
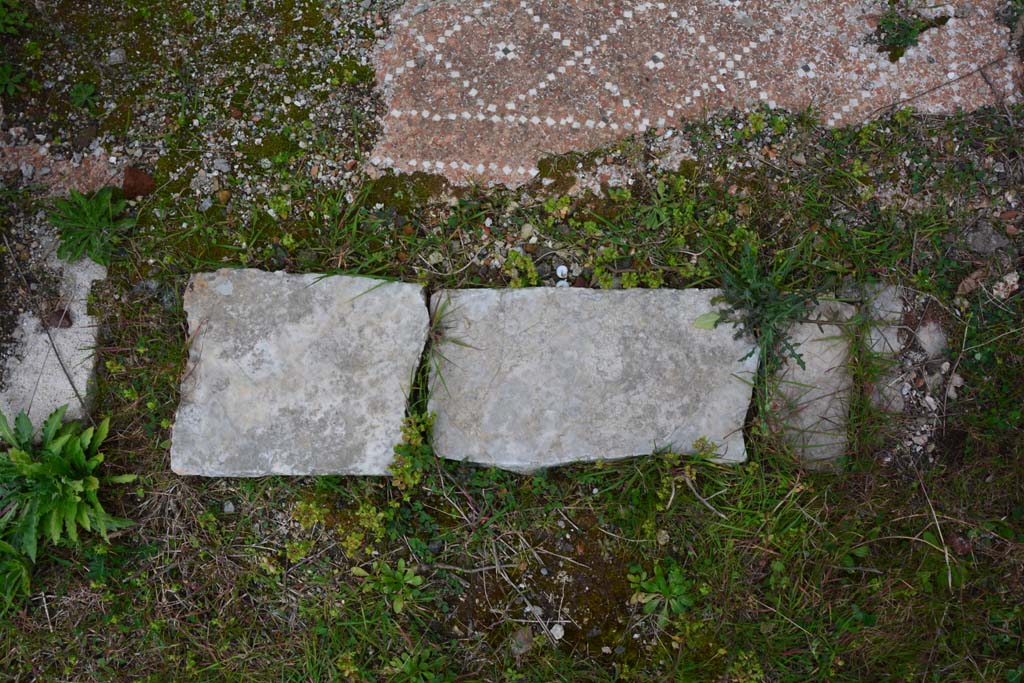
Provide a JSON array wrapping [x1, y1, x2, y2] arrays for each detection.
[[915, 321, 948, 360], [772, 301, 856, 467], [428, 288, 758, 472], [865, 285, 905, 356], [965, 222, 1011, 255], [0, 256, 105, 426], [864, 284, 907, 414], [170, 269, 429, 476]]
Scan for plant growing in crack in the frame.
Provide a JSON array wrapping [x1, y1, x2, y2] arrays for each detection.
[[713, 243, 817, 380], [389, 413, 435, 499], [872, 1, 950, 62], [426, 295, 475, 398]]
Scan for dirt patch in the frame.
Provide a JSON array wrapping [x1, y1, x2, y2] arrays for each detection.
[[448, 513, 639, 660]]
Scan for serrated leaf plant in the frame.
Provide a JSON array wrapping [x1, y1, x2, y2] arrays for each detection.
[[0, 405, 135, 568], [48, 187, 136, 266]]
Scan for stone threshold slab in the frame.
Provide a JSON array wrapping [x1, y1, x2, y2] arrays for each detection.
[[427, 288, 758, 472], [170, 269, 430, 476]]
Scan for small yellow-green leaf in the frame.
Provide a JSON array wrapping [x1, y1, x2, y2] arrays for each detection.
[[693, 312, 721, 330], [47, 507, 62, 545], [90, 417, 110, 455], [49, 434, 72, 454], [77, 504, 91, 532], [78, 427, 94, 452], [63, 500, 79, 544]]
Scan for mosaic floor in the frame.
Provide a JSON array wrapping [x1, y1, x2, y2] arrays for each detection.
[[370, 0, 1021, 187]]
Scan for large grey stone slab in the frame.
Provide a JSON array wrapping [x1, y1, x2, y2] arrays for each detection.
[[170, 269, 429, 476], [771, 300, 856, 467], [0, 254, 105, 426], [428, 288, 758, 472]]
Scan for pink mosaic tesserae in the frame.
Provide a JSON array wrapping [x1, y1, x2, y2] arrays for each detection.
[[370, 0, 1021, 187]]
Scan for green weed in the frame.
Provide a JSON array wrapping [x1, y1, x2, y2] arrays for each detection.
[[390, 413, 436, 499], [874, 2, 950, 62], [716, 242, 817, 378], [0, 405, 135, 611], [352, 558, 426, 614], [0, 0, 28, 35], [387, 649, 454, 683], [627, 557, 695, 626], [69, 81, 98, 110], [0, 62, 24, 95], [49, 187, 136, 265]]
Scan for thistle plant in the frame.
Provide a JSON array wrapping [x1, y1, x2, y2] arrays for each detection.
[[0, 405, 135, 611]]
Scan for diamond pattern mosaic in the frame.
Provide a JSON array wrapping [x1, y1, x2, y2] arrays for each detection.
[[370, 0, 1021, 187]]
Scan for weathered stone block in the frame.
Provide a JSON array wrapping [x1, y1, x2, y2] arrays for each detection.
[[170, 269, 429, 476], [428, 288, 758, 472], [0, 257, 105, 426], [772, 300, 857, 467], [864, 284, 907, 414]]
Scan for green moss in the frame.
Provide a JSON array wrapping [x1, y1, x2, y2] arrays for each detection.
[[535, 150, 586, 196], [210, 32, 263, 66], [241, 132, 301, 164], [363, 171, 453, 214], [326, 56, 375, 86], [152, 149, 199, 193]]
